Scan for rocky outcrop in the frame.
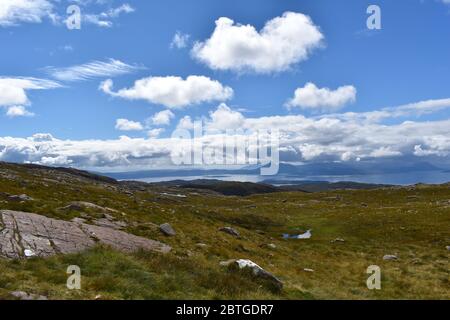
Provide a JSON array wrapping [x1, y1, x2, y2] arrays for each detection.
[[0, 210, 171, 259]]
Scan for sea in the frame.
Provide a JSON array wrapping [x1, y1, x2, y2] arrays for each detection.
[[136, 170, 450, 186]]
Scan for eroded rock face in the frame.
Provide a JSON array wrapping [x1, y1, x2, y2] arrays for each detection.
[[0, 210, 171, 259]]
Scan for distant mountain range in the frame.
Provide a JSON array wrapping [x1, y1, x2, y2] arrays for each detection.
[[103, 160, 444, 181]]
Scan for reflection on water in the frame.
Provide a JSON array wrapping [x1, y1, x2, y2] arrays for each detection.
[[137, 170, 450, 186]]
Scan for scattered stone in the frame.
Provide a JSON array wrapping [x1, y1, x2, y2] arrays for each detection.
[[7, 194, 33, 202], [446, 246, 450, 251], [323, 196, 342, 201], [94, 295, 102, 300], [283, 230, 312, 240], [383, 254, 398, 261], [303, 268, 315, 273], [10, 291, 47, 300], [0, 210, 171, 259], [195, 243, 208, 249], [221, 259, 283, 291], [219, 227, 240, 237], [260, 243, 277, 249], [331, 238, 345, 243], [159, 223, 176, 236], [160, 192, 187, 198], [436, 200, 450, 206], [60, 201, 117, 213]]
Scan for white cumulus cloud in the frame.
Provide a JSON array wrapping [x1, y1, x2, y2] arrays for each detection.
[[151, 110, 175, 126], [0, 0, 54, 27], [191, 12, 324, 73], [100, 75, 233, 109], [286, 83, 357, 112], [176, 115, 194, 130], [6, 105, 34, 118], [83, 3, 135, 28], [148, 128, 165, 138], [0, 77, 61, 116], [207, 103, 246, 132], [115, 118, 143, 131]]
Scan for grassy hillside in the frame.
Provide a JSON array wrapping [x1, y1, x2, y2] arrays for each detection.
[[0, 162, 449, 300]]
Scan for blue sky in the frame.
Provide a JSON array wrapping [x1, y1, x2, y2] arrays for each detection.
[[1, 0, 450, 171]]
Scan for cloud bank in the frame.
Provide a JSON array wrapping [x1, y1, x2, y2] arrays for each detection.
[[1, 98, 449, 170]]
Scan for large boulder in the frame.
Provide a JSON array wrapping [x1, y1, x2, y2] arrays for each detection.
[[0, 210, 171, 259], [220, 259, 283, 291]]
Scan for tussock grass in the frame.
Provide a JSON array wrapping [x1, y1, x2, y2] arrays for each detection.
[[0, 163, 449, 299]]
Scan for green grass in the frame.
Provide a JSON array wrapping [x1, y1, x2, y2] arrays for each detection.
[[0, 163, 449, 300]]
